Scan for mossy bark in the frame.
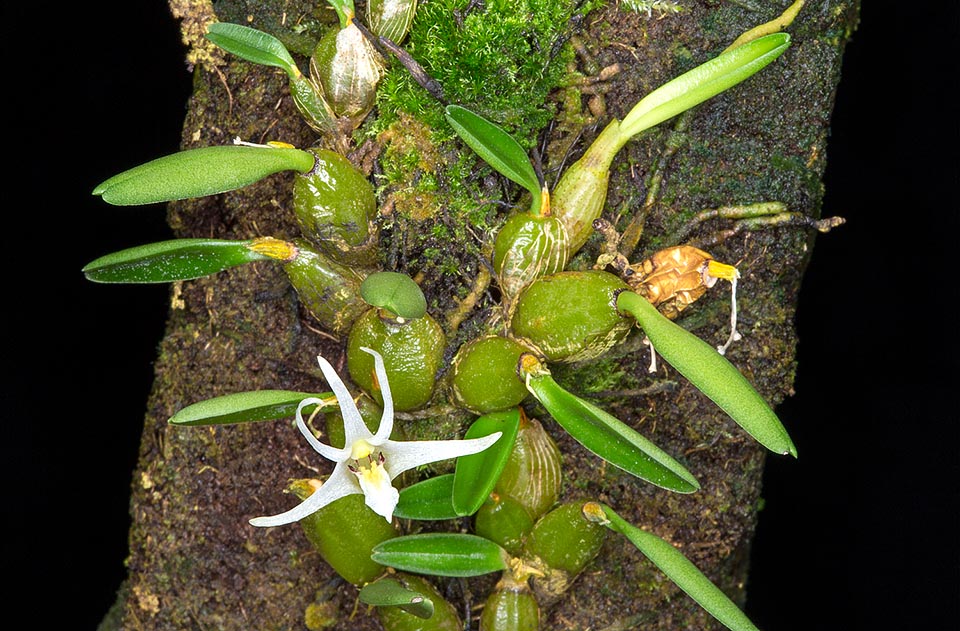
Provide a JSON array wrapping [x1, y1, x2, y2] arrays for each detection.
[[106, 1, 859, 629]]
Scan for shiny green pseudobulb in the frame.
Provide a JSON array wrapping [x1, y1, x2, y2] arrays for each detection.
[[511, 270, 631, 362], [479, 576, 540, 631], [291, 481, 397, 586], [293, 149, 378, 267], [347, 309, 445, 411], [493, 416, 562, 521], [492, 213, 569, 300], [282, 239, 369, 336], [524, 501, 606, 605], [310, 20, 384, 126], [367, 0, 418, 44], [474, 493, 535, 557], [449, 336, 531, 414]]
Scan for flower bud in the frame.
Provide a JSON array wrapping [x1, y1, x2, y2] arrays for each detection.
[[511, 270, 631, 362], [293, 149, 378, 268], [347, 309, 445, 411]]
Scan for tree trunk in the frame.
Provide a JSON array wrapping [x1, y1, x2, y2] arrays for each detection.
[[103, 1, 860, 629]]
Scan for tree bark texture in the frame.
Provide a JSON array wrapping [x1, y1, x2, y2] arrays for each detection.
[[105, 1, 860, 629]]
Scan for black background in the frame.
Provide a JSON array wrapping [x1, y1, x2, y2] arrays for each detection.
[[5, 2, 956, 629]]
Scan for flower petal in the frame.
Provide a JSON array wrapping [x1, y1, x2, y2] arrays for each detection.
[[295, 397, 347, 461], [353, 458, 400, 521], [360, 347, 394, 443], [382, 432, 503, 480], [317, 354, 372, 444], [249, 462, 358, 527]]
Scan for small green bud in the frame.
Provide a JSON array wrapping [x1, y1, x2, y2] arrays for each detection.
[[347, 309, 445, 411], [282, 240, 369, 336], [511, 271, 632, 362], [293, 149, 378, 267], [449, 336, 531, 414], [290, 481, 398, 585]]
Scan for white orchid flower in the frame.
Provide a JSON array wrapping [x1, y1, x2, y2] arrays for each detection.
[[251, 347, 502, 526]]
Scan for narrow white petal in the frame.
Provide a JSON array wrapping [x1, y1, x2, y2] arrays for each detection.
[[249, 464, 358, 527], [360, 347, 394, 443], [317, 355, 372, 444], [295, 398, 347, 461], [382, 432, 503, 480]]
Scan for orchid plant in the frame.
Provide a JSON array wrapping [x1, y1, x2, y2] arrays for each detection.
[[251, 347, 502, 526]]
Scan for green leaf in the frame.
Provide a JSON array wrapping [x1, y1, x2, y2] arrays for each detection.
[[616, 291, 797, 456], [526, 373, 700, 493], [371, 533, 510, 577], [619, 33, 790, 139], [359, 578, 435, 619], [168, 390, 329, 426], [444, 105, 543, 214], [93, 145, 316, 205], [452, 408, 521, 516], [205, 23, 299, 77], [82, 239, 274, 283], [394, 474, 459, 521], [360, 272, 427, 320], [597, 504, 760, 631]]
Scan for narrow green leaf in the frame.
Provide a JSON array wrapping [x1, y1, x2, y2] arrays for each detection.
[[598, 504, 760, 631], [360, 272, 427, 320], [168, 390, 329, 426], [394, 474, 458, 521], [616, 291, 797, 456], [205, 23, 299, 77], [359, 578, 435, 619], [619, 33, 790, 139], [82, 239, 273, 283], [371, 533, 509, 577], [452, 409, 521, 516], [444, 105, 543, 212], [526, 374, 699, 493], [93, 145, 316, 205]]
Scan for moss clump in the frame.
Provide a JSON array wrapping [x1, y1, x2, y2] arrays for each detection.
[[375, 0, 598, 146]]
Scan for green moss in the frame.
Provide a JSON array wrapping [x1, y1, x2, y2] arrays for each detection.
[[375, 0, 591, 146]]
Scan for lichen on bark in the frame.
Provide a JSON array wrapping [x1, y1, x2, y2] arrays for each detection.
[[104, 1, 860, 629]]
